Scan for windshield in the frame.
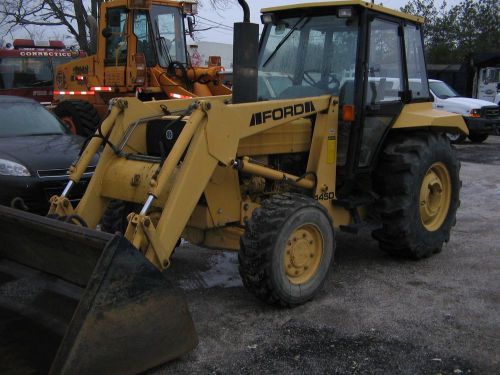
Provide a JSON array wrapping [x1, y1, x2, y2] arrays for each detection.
[[0, 102, 67, 137], [150, 5, 187, 67], [258, 14, 358, 100], [483, 68, 500, 83], [429, 81, 460, 99], [0, 56, 78, 89]]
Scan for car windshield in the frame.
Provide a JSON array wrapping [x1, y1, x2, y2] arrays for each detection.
[[0, 101, 67, 137], [258, 13, 359, 100], [429, 81, 460, 99]]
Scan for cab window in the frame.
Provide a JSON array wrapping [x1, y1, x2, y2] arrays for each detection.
[[404, 24, 430, 100], [134, 11, 156, 66], [105, 8, 128, 65]]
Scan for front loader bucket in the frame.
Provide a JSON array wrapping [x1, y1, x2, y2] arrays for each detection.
[[0, 205, 197, 374]]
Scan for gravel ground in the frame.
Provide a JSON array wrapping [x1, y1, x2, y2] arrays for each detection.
[[150, 137, 500, 375], [0, 137, 498, 375]]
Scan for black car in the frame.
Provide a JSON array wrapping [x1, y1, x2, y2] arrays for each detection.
[[0, 96, 97, 214]]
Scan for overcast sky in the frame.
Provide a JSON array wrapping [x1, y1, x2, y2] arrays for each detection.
[[5, 0, 460, 46], [191, 0, 461, 44]]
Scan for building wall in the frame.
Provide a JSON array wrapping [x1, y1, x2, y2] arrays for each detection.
[[188, 41, 233, 69]]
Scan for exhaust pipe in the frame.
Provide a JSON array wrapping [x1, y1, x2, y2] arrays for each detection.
[[232, 0, 258, 104]]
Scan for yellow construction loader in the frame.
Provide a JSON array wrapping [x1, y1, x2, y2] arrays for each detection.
[[0, 0, 468, 373], [52, 0, 231, 136]]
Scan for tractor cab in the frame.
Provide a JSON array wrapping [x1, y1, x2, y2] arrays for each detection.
[[258, 1, 431, 187], [101, 0, 192, 69], [96, 0, 196, 90]]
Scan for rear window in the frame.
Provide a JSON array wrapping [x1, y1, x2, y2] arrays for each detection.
[[0, 102, 67, 137]]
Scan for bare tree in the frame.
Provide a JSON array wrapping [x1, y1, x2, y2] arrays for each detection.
[[0, 0, 230, 53], [0, 0, 102, 52]]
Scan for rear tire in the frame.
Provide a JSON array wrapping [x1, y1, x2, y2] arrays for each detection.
[[239, 193, 335, 306], [373, 132, 460, 259], [468, 132, 488, 143], [54, 100, 100, 137]]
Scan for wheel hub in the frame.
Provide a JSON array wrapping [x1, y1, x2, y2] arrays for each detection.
[[419, 162, 451, 231], [284, 225, 323, 285]]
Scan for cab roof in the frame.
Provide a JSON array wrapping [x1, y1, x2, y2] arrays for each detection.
[[261, 0, 423, 24]]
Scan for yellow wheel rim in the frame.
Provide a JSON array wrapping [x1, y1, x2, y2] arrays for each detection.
[[284, 224, 323, 285], [419, 162, 451, 231]]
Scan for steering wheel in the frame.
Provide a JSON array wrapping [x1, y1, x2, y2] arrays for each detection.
[[303, 70, 341, 93], [167, 60, 186, 75], [195, 73, 213, 85]]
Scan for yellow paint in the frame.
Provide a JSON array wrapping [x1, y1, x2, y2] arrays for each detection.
[[419, 162, 451, 231], [284, 225, 323, 284], [393, 102, 468, 134], [327, 135, 336, 164]]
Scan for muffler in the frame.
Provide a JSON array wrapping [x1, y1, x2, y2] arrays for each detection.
[[0, 205, 197, 374]]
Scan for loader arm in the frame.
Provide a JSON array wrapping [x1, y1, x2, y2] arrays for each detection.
[[59, 95, 335, 270], [125, 95, 334, 269]]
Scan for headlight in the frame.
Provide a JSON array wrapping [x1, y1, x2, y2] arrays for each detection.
[[0, 159, 31, 176], [469, 108, 481, 118]]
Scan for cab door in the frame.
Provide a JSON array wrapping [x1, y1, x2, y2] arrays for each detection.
[[104, 7, 128, 87], [357, 16, 405, 168]]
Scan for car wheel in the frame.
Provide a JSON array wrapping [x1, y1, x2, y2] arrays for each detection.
[[446, 132, 466, 144], [468, 132, 488, 143]]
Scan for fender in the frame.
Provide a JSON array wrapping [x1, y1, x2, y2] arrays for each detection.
[[393, 102, 469, 134]]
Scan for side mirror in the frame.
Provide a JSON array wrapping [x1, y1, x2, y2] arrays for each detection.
[[102, 27, 113, 38], [187, 16, 195, 36]]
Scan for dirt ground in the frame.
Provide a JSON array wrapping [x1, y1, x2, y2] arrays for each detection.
[[151, 136, 500, 375]]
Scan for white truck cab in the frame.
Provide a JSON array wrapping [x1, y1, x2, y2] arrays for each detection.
[[429, 79, 500, 143]]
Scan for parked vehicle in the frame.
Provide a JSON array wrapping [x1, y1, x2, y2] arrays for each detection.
[[0, 95, 97, 214], [429, 79, 500, 143], [474, 66, 500, 105], [0, 39, 85, 105]]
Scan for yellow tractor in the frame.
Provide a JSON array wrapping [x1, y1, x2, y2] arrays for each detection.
[[0, 0, 468, 373], [52, 0, 231, 136]]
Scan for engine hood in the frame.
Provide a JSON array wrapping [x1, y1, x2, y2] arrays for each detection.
[[0, 134, 97, 175], [442, 97, 499, 110]]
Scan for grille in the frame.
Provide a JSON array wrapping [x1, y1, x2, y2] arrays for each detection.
[[482, 106, 500, 119], [37, 165, 96, 178]]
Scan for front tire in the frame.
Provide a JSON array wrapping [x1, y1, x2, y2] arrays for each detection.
[[239, 194, 335, 306], [373, 132, 460, 259]]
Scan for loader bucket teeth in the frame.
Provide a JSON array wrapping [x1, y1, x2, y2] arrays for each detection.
[[0, 205, 198, 374]]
